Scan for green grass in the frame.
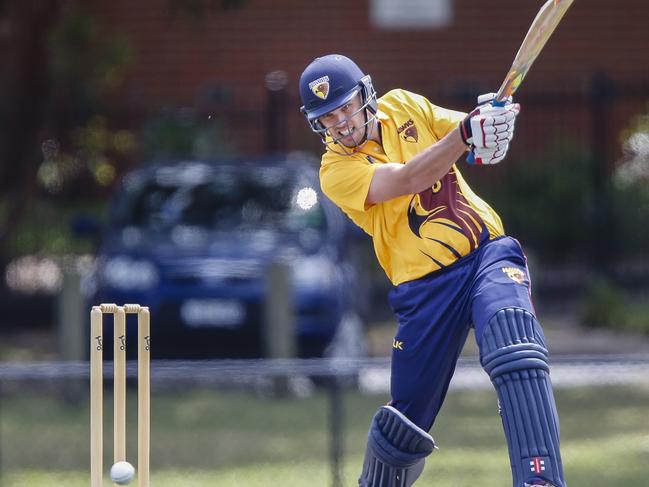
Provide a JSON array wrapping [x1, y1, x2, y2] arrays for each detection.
[[2, 384, 649, 486]]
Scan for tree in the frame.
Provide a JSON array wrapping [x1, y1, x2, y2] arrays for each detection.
[[0, 0, 247, 261], [0, 0, 65, 259]]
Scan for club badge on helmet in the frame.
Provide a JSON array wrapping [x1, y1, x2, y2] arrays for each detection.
[[299, 54, 378, 153]]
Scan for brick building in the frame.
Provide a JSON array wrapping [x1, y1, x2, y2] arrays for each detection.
[[90, 0, 649, 161]]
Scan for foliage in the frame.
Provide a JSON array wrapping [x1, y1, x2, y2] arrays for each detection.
[[580, 277, 649, 334], [5, 199, 105, 257], [580, 278, 626, 328], [140, 109, 237, 161], [611, 101, 649, 255], [0, 2, 138, 261], [48, 5, 135, 100], [466, 142, 595, 260], [465, 138, 649, 262], [0, 4, 238, 259], [37, 117, 136, 194], [609, 182, 649, 256], [40, 5, 137, 195], [618, 100, 649, 173], [5, 110, 237, 258]]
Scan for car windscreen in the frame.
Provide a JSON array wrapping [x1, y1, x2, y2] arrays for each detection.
[[111, 165, 326, 233]]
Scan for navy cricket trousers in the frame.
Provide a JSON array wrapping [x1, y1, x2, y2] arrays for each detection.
[[388, 236, 536, 431]]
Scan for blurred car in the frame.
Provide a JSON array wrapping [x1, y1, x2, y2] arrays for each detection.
[[80, 155, 366, 359]]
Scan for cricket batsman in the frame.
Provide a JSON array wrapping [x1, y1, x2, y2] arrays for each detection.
[[299, 54, 566, 487]]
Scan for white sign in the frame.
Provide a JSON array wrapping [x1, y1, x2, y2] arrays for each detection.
[[370, 0, 452, 30], [181, 299, 245, 328]]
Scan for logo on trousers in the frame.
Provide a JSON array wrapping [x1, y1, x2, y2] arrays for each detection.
[[502, 266, 526, 284]]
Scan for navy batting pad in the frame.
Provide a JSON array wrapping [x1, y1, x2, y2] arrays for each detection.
[[480, 308, 566, 487], [359, 406, 435, 487]]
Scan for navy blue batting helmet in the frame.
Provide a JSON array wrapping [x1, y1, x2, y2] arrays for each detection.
[[299, 55, 377, 149]]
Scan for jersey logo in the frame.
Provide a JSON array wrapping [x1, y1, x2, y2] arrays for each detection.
[[308, 76, 330, 100], [407, 171, 488, 265], [397, 118, 418, 142], [392, 339, 404, 350], [502, 266, 526, 284]]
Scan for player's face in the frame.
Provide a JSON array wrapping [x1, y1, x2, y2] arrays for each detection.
[[318, 94, 367, 148]]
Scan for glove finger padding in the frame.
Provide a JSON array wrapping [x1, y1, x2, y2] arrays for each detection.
[[461, 102, 520, 148], [485, 122, 515, 135], [482, 123, 514, 138], [482, 125, 515, 148], [481, 110, 518, 126], [470, 142, 510, 165]]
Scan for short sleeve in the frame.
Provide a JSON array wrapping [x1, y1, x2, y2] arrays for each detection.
[[319, 154, 377, 213], [407, 91, 466, 140]]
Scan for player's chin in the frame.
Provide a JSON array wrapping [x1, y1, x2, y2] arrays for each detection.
[[336, 132, 363, 148], [337, 138, 356, 148]]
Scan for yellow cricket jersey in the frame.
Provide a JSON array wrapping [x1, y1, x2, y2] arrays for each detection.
[[319, 89, 505, 285]]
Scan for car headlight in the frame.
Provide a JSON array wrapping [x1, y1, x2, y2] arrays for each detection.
[[292, 255, 335, 290], [102, 256, 159, 290]]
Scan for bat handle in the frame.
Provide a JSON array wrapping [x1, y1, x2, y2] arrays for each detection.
[[493, 84, 511, 106]]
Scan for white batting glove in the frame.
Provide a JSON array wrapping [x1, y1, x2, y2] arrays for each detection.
[[460, 93, 520, 165], [460, 95, 519, 148]]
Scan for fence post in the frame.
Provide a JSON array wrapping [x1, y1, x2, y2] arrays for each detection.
[[588, 72, 617, 270], [57, 269, 84, 361], [57, 268, 85, 401], [329, 375, 344, 487], [263, 261, 295, 359]]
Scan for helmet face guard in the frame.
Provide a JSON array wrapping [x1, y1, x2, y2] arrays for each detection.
[[299, 55, 378, 155]]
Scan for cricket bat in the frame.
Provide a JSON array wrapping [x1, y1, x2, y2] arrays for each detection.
[[467, 0, 575, 163], [495, 0, 575, 104]]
